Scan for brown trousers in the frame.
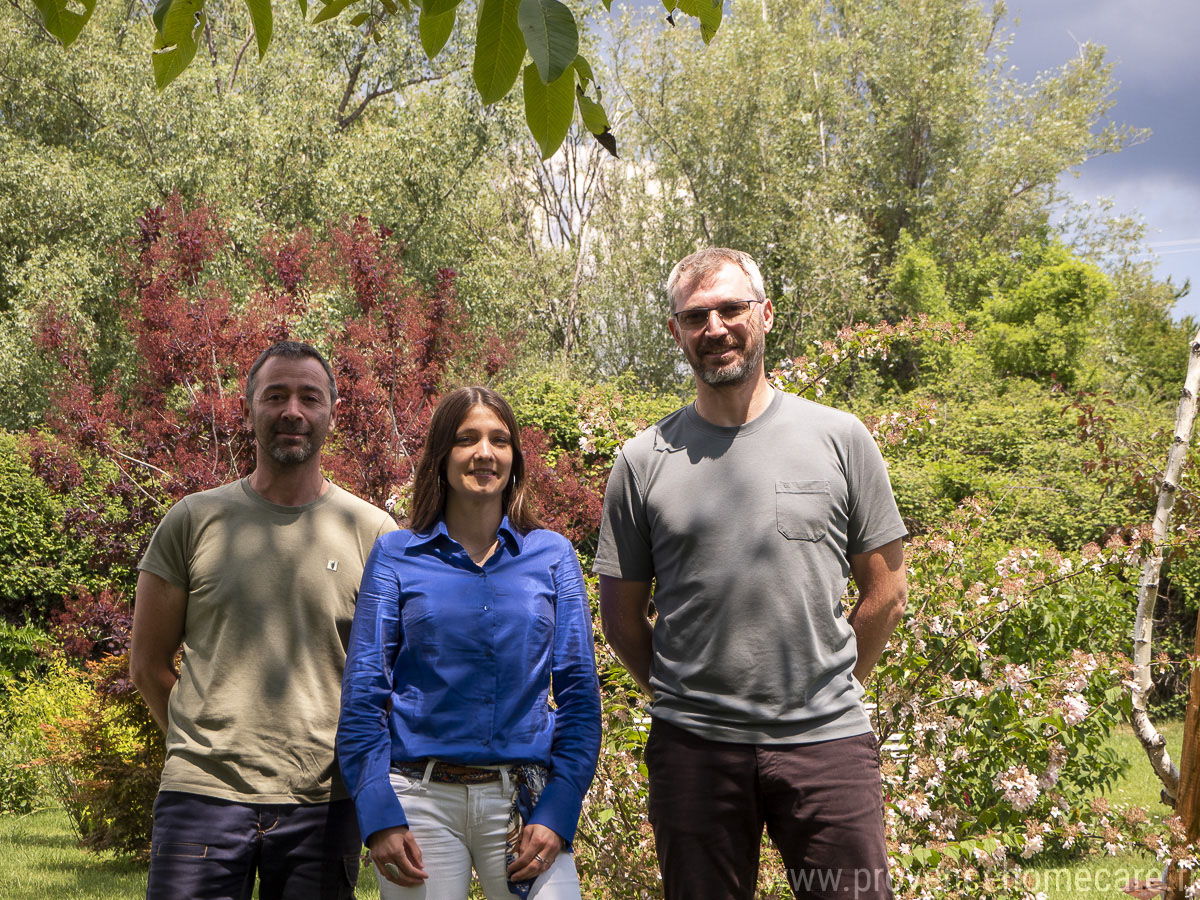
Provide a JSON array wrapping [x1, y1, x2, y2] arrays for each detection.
[[645, 719, 893, 900]]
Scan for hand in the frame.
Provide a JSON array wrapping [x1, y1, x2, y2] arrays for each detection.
[[506, 823, 563, 882], [368, 826, 427, 887]]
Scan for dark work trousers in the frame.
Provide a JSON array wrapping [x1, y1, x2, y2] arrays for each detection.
[[145, 791, 361, 900], [645, 719, 893, 900]]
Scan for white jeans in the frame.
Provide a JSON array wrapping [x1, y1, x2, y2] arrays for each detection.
[[376, 769, 582, 900]]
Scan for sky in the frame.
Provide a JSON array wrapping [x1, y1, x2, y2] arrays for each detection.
[[1001, 0, 1200, 323]]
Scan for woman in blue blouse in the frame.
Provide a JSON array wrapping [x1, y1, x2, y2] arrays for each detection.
[[337, 386, 601, 900]]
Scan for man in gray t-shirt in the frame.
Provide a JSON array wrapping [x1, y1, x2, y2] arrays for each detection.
[[595, 249, 907, 900]]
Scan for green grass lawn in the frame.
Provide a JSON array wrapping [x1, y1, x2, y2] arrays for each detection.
[[1026, 720, 1184, 900], [0, 721, 1186, 899], [0, 808, 146, 900], [0, 808, 383, 900]]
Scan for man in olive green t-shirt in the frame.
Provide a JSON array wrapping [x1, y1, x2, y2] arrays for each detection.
[[131, 341, 396, 900]]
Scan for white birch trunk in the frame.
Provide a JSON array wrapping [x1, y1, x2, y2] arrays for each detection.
[[1130, 326, 1200, 805]]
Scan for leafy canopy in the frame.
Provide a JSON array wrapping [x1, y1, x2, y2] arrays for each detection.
[[31, 0, 725, 159]]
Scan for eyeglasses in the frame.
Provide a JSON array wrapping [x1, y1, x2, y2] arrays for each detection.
[[671, 300, 764, 331]]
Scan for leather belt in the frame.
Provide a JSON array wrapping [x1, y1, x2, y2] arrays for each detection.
[[392, 760, 508, 785]]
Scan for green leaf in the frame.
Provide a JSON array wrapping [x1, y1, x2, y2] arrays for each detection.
[[152, 0, 171, 32], [523, 62, 573, 159], [422, 0, 461, 15], [151, 0, 207, 89], [676, 0, 721, 43], [33, 0, 97, 46], [593, 128, 617, 157], [312, 0, 362, 24], [244, 0, 273, 58], [419, 7, 456, 59], [572, 53, 595, 91], [575, 85, 608, 134], [473, 0, 524, 104], [517, 0, 577, 84], [349, 10, 369, 24], [296, 0, 307, 18], [661, 0, 676, 13]]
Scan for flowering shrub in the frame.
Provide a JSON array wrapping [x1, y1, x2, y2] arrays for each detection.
[[874, 521, 1154, 897], [569, 320, 1182, 899], [770, 315, 969, 401], [779, 324, 1192, 896]]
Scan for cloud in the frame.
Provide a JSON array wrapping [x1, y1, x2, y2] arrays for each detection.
[[1005, 0, 1199, 319]]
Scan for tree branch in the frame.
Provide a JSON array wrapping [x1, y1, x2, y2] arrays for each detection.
[[203, 17, 222, 99], [1130, 326, 1200, 806], [228, 30, 255, 92], [336, 63, 468, 132]]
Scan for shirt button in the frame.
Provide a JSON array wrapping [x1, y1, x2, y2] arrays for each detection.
[[482, 605, 489, 611]]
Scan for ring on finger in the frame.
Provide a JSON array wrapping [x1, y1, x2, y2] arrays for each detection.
[[384, 862, 402, 879], [534, 854, 547, 864]]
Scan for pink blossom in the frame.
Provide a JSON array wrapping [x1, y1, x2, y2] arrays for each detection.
[[896, 793, 932, 821], [1061, 693, 1089, 726], [1020, 834, 1044, 858], [994, 766, 1040, 811]]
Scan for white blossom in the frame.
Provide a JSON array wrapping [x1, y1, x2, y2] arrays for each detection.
[[1020, 834, 1044, 858], [994, 765, 1040, 811], [1061, 693, 1089, 726]]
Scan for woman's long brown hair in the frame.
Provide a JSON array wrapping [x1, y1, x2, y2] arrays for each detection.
[[408, 386, 543, 535]]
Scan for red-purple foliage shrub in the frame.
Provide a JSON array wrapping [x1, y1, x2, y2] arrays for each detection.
[[521, 428, 604, 545], [34, 196, 520, 591], [26, 197, 604, 859], [50, 588, 133, 662]]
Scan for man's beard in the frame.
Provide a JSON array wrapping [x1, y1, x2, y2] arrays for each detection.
[[264, 430, 316, 465], [691, 333, 765, 387]]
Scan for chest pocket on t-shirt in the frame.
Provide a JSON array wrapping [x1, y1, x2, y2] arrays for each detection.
[[776, 481, 831, 541]]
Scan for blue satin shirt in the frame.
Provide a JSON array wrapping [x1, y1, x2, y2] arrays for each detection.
[[336, 518, 602, 845]]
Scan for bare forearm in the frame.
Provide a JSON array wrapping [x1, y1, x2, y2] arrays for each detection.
[[605, 617, 654, 695], [847, 539, 908, 684], [131, 570, 187, 733], [849, 592, 905, 683], [133, 667, 177, 733], [598, 576, 655, 696]]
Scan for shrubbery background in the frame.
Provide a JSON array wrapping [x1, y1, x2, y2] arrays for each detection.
[[2, 0, 1199, 895]]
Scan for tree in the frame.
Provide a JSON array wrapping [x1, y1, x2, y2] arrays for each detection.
[[605, 0, 1140, 360], [0, 0, 512, 426], [1126, 326, 1200, 900], [27, 0, 724, 158]]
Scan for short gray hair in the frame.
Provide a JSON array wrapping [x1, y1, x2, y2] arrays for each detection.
[[666, 248, 766, 313]]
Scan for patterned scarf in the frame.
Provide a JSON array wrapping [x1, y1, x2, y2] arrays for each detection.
[[505, 763, 551, 898]]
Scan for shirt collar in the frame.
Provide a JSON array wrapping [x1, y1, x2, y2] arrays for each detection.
[[409, 516, 525, 556]]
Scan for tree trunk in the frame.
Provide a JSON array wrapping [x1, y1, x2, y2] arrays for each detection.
[[1130, 327, 1200, 808], [1166, 613, 1200, 900]]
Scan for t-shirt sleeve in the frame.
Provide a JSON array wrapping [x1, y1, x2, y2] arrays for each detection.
[[375, 511, 400, 540], [138, 498, 192, 589], [845, 418, 908, 555], [592, 450, 655, 581]]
